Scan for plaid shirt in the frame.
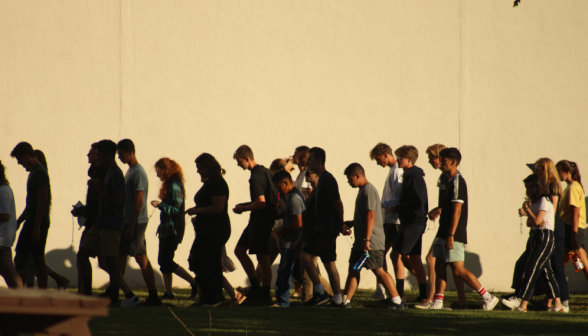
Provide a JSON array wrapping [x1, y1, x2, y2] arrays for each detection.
[[157, 180, 184, 238]]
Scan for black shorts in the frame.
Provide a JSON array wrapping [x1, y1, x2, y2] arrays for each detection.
[[349, 249, 384, 270], [392, 224, 424, 256], [15, 220, 50, 256], [158, 235, 179, 274], [302, 232, 337, 263], [564, 224, 586, 250], [119, 223, 148, 257], [383, 223, 400, 243], [236, 220, 274, 255]]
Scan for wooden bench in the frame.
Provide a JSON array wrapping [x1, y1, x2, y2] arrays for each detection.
[[0, 288, 109, 336]]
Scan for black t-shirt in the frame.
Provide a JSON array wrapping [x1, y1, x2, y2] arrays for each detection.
[[95, 166, 125, 231], [437, 170, 461, 209], [302, 190, 316, 243], [437, 173, 468, 243], [84, 165, 108, 229], [314, 171, 341, 236], [25, 164, 50, 223], [248, 165, 273, 224], [194, 175, 231, 236]]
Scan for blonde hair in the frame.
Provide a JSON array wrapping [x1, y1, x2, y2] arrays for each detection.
[[426, 144, 446, 158], [535, 158, 562, 197]]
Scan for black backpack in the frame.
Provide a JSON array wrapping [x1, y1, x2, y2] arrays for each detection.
[[263, 168, 286, 220]]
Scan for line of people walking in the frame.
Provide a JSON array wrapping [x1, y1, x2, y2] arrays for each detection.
[[0, 140, 585, 312]]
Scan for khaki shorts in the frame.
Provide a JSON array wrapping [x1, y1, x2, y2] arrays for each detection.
[[433, 238, 465, 263], [81, 228, 122, 257]]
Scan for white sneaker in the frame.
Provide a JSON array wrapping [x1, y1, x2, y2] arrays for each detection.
[[563, 305, 570, 313], [483, 295, 499, 311], [415, 299, 434, 310], [121, 295, 143, 308], [501, 297, 521, 310], [369, 290, 387, 300]]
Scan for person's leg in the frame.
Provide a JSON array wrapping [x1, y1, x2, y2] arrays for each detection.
[[323, 261, 341, 295], [77, 249, 94, 295], [372, 268, 400, 299], [31, 255, 48, 289], [104, 256, 120, 298], [425, 244, 436, 302], [408, 254, 427, 299], [275, 248, 298, 307], [190, 250, 222, 305], [173, 265, 195, 284], [453, 274, 468, 305], [300, 251, 320, 285], [0, 249, 23, 288], [344, 263, 360, 302], [163, 273, 173, 293], [257, 254, 272, 293], [46, 265, 70, 290], [135, 254, 157, 290], [234, 245, 258, 287], [390, 250, 405, 298], [433, 258, 448, 307], [118, 254, 128, 275], [517, 231, 556, 309]]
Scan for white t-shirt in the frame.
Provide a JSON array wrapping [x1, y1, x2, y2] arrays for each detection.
[[381, 163, 402, 224], [0, 185, 18, 247], [294, 168, 312, 193], [531, 196, 554, 231]]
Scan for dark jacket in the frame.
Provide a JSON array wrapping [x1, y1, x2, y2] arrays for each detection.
[[82, 164, 108, 229], [396, 165, 428, 226]]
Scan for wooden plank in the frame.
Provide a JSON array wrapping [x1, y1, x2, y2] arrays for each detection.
[[0, 306, 108, 317]]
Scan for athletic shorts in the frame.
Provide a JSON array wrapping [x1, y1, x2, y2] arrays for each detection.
[[119, 223, 148, 257], [15, 220, 50, 256], [80, 228, 122, 257], [433, 238, 465, 262], [564, 224, 585, 250], [349, 249, 384, 270], [392, 224, 424, 256], [383, 223, 400, 243], [236, 220, 274, 255], [302, 232, 337, 263], [158, 235, 179, 274]]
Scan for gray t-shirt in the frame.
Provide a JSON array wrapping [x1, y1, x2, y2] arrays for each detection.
[[123, 163, 149, 225], [353, 183, 385, 251], [282, 188, 306, 249]]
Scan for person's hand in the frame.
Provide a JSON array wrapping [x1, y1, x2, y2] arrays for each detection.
[[522, 202, 530, 211], [363, 240, 371, 253], [88, 178, 100, 190], [32, 227, 41, 242], [428, 208, 441, 221], [342, 223, 352, 236], [389, 205, 398, 215], [233, 204, 244, 214], [124, 226, 134, 242], [537, 219, 546, 228], [186, 207, 198, 216], [274, 227, 283, 237], [446, 236, 454, 250], [518, 208, 526, 217], [151, 200, 161, 208], [191, 217, 197, 224], [71, 206, 80, 217]]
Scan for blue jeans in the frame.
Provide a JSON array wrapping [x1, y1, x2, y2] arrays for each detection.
[[274, 248, 300, 307]]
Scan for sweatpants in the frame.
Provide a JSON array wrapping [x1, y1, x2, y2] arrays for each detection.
[[516, 229, 560, 301]]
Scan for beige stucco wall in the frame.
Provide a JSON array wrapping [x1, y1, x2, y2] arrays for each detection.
[[1, 0, 587, 292]]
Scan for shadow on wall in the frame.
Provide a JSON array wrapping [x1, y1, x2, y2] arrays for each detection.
[[406, 251, 483, 290], [45, 247, 164, 289]]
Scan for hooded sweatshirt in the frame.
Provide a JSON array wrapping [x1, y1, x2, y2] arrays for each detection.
[[396, 165, 428, 226]]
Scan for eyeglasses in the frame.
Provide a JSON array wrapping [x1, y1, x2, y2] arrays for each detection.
[[397, 157, 405, 161]]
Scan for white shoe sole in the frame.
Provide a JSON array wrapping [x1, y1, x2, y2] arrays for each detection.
[[484, 296, 499, 311]]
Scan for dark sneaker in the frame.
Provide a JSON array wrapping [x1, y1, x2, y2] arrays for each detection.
[[160, 292, 175, 300], [344, 302, 352, 309], [303, 292, 331, 307], [143, 296, 163, 307], [325, 301, 345, 308], [388, 301, 407, 309], [189, 282, 198, 299]]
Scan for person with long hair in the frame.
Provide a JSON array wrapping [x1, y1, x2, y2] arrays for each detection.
[[0, 160, 23, 288], [556, 160, 588, 282], [150, 158, 196, 299], [186, 153, 232, 306], [509, 175, 562, 312]]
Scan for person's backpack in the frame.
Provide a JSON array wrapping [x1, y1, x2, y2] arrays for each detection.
[[263, 168, 286, 220]]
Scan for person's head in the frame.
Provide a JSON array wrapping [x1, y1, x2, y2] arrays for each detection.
[[272, 170, 295, 196], [293, 146, 310, 167], [439, 147, 461, 173], [370, 143, 394, 168], [426, 144, 446, 169], [535, 158, 561, 197], [307, 147, 326, 171], [195, 153, 226, 182], [88, 143, 99, 165], [344, 163, 366, 188], [556, 160, 583, 188], [154, 158, 185, 199], [523, 174, 547, 203], [233, 145, 255, 170], [0, 160, 9, 186], [270, 158, 295, 173], [95, 140, 118, 166], [116, 139, 136, 165], [394, 145, 418, 169], [305, 170, 318, 186], [10, 142, 37, 171], [34, 150, 48, 171]]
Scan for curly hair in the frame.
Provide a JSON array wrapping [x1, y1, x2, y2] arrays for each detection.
[[155, 158, 186, 199]]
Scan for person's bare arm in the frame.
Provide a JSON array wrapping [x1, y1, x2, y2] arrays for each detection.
[[89, 179, 122, 207], [233, 195, 265, 214], [300, 188, 311, 199], [278, 214, 303, 235], [571, 206, 581, 251], [334, 199, 344, 226], [124, 190, 144, 241], [363, 210, 375, 252], [187, 196, 226, 216], [525, 208, 546, 227], [446, 202, 462, 250], [16, 209, 26, 227]]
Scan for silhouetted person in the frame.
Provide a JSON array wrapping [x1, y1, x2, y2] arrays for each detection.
[[0, 160, 23, 288]]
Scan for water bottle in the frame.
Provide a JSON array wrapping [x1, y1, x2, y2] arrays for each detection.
[[353, 252, 370, 272], [572, 251, 585, 272]]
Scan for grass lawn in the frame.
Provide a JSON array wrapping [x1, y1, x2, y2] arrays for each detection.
[[82, 288, 588, 336]]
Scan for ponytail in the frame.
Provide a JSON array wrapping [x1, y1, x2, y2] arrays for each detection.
[[556, 160, 583, 190]]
